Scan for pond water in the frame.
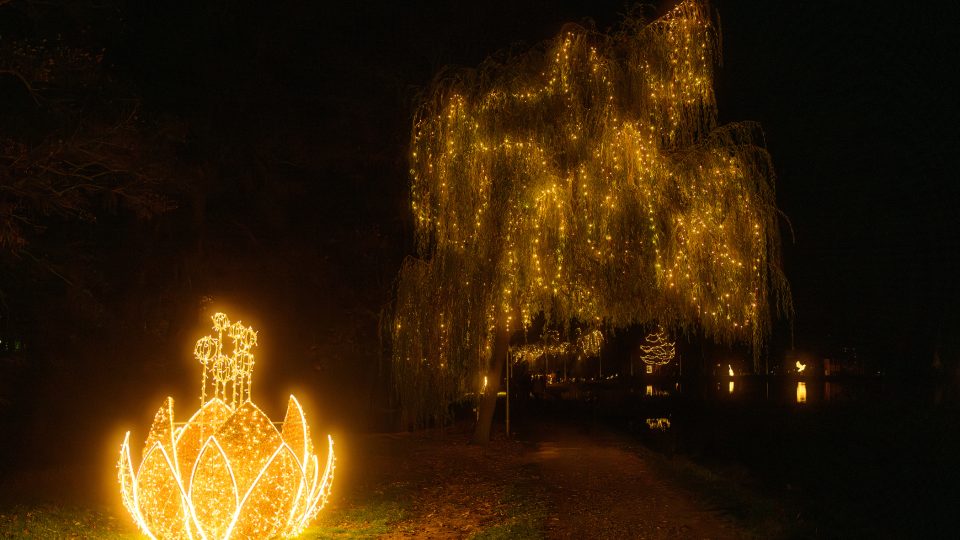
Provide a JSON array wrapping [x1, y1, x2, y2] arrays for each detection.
[[530, 374, 946, 424], [652, 377, 889, 405]]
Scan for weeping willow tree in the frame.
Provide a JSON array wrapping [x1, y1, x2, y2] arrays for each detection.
[[392, 0, 791, 441]]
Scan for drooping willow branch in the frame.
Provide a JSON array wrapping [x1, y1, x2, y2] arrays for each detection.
[[393, 0, 791, 427]]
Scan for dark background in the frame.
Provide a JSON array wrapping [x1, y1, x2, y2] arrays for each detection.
[[1, 0, 958, 504]]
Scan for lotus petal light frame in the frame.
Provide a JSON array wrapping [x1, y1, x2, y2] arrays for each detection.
[[118, 313, 335, 539]]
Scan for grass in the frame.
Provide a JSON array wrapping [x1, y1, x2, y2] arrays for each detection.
[[0, 505, 143, 539], [11, 417, 861, 539], [299, 499, 405, 539], [624, 441, 801, 539], [468, 464, 548, 540], [0, 431, 785, 540], [604, 428, 813, 539], [637, 400, 960, 538], [0, 501, 407, 540], [469, 517, 541, 540]]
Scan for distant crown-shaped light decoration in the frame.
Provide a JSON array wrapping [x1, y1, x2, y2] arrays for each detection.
[[118, 312, 335, 539], [640, 327, 676, 366]]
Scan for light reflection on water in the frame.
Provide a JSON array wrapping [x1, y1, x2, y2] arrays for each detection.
[[646, 417, 671, 430], [640, 378, 885, 405]]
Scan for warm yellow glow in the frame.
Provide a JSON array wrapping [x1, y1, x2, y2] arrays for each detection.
[[639, 328, 675, 366], [796, 381, 807, 403], [645, 385, 670, 397], [796, 360, 806, 373], [728, 365, 734, 377], [194, 312, 258, 409], [391, 0, 791, 426], [511, 329, 603, 364], [646, 418, 671, 430], [728, 380, 735, 394], [118, 313, 335, 539]]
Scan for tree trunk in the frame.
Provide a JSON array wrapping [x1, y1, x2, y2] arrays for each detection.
[[472, 323, 509, 444]]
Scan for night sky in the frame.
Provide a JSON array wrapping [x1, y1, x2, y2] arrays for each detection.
[[1, 0, 959, 495], [108, 0, 959, 369]]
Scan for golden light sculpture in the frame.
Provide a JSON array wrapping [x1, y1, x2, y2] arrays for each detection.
[[646, 418, 671, 431], [639, 329, 675, 366], [796, 360, 806, 373], [796, 381, 807, 403], [117, 313, 335, 540]]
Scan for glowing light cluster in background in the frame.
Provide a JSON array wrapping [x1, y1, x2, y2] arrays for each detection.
[[392, 0, 790, 426], [118, 313, 335, 539], [639, 328, 675, 366], [646, 417, 672, 431], [510, 328, 603, 364]]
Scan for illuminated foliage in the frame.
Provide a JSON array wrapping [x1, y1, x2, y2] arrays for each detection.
[[118, 313, 335, 539], [393, 0, 790, 426]]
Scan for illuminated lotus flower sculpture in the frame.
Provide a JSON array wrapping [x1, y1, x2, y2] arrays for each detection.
[[118, 313, 335, 539]]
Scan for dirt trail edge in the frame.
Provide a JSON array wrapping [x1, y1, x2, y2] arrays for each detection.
[[320, 421, 745, 539], [524, 421, 740, 539]]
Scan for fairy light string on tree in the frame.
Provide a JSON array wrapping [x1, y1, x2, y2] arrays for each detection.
[[392, 0, 791, 433]]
